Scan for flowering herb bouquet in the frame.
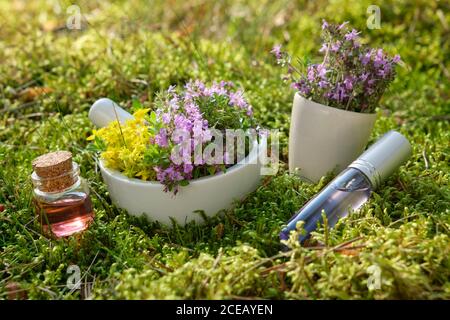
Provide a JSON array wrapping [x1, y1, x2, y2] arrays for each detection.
[[88, 80, 256, 194], [272, 20, 401, 113]]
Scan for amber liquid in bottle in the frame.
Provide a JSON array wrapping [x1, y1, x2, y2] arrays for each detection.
[[32, 152, 94, 238], [36, 192, 94, 238]]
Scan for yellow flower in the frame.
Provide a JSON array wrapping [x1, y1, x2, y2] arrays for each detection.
[[136, 169, 150, 181], [86, 129, 97, 141], [87, 108, 156, 179], [133, 108, 151, 121]]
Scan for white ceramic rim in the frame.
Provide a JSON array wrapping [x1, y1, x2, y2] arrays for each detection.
[[294, 93, 376, 116], [98, 140, 261, 186]]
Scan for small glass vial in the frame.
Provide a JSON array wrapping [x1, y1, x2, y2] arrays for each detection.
[[31, 151, 94, 238], [280, 131, 412, 245]]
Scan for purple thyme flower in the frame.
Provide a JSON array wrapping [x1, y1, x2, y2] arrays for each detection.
[[318, 80, 329, 88], [155, 128, 168, 147], [183, 163, 193, 175], [291, 82, 302, 91], [376, 48, 384, 58], [338, 86, 347, 101], [292, 79, 311, 96], [343, 76, 354, 90], [359, 72, 369, 82], [378, 68, 388, 78], [344, 29, 360, 41], [272, 20, 400, 112], [165, 166, 183, 181], [331, 41, 341, 52], [307, 65, 316, 81], [331, 90, 340, 101], [173, 114, 192, 134], [162, 113, 171, 124], [300, 86, 311, 95], [360, 52, 372, 65], [373, 49, 386, 68], [151, 80, 254, 193], [214, 83, 228, 95], [330, 84, 347, 102], [338, 21, 349, 30], [270, 44, 282, 59], [325, 91, 334, 99], [154, 166, 165, 182], [169, 96, 179, 111], [219, 80, 231, 88], [316, 64, 328, 79], [229, 90, 247, 109], [192, 120, 212, 143], [184, 101, 202, 122], [204, 82, 227, 96]]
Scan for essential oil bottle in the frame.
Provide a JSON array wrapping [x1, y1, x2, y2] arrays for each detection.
[[31, 151, 94, 238], [280, 130, 412, 245]]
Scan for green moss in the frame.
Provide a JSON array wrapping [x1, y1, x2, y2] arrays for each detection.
[[0, 0, 448, 299]]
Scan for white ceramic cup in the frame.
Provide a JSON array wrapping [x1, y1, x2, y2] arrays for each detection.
[[89, 98, 263, 225], [289, 93, 377, 183]]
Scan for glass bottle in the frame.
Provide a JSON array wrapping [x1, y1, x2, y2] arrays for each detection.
[[280, 130, 411, 245], [31, 151, 94, 238]]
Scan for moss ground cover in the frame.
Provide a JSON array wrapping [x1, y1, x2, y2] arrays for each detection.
[[0, 0, 449, 299]]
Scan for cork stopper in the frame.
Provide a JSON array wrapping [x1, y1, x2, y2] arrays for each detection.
[[32, 151, 77, 192]]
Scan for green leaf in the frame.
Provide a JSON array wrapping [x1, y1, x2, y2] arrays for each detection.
[[131, 99, 143, 113], [179, 180, 189, 187]]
